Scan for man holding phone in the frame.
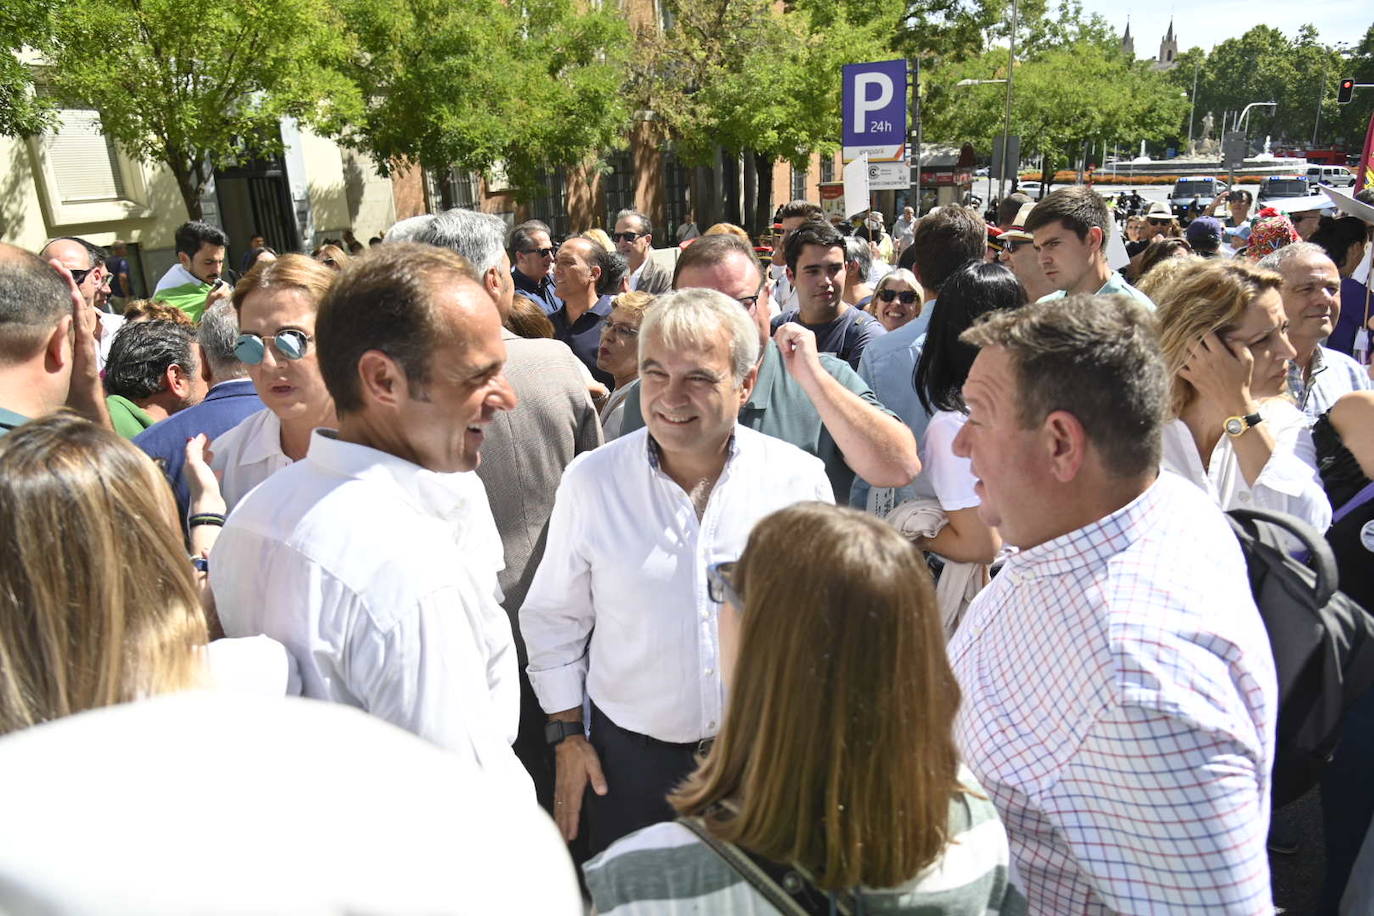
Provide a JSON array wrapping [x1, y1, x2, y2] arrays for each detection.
[[153, 221, 231, 322]]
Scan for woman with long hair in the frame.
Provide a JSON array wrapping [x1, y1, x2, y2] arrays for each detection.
[[211, 254, 338, 511], [584, 502, 1023, 914], [1155, 258, 1329, 530]]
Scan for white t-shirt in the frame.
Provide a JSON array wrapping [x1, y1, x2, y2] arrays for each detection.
[[918, 410, 981, 511]]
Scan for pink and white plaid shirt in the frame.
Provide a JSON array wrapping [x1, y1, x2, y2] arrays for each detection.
[[948, 473, 1277, 914]]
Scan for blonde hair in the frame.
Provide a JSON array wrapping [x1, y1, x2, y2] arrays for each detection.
[[311, 244, 350, 269], [0, 413, 208, 734], [580, 228, 615, 252], [506, 294, 556, 339], [672, 502, 961, 891], [122, 299, 193, 326], [703, 223, 751, 243], [232, 253, 336, 314], [1134, 253, 1203, 305], [610, 290, 656, 322], [1156, 259, 1283, 416]]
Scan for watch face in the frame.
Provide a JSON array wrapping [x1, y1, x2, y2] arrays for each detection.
[[1225, 418, 1243, 435]]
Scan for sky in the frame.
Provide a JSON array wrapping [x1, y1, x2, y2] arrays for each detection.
[[1077, 0, 1371, 58]]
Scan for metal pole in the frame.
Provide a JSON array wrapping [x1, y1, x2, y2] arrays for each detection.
[[1312, 75, 1324, 147], [913, 57, 923, 214], [1187, 58, 1200, 151], [997, 0, 1018, 201]]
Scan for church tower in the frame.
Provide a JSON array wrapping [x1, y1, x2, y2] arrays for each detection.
[[1158, 19, 1178, 66], [1121, 17, 1134, 58]]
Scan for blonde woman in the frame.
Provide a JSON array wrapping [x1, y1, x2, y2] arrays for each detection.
[[867, 268, 923, 332], [1156, 259, 1330, 531], [585, 502, 1024, 914], [594, 290, 655, 437], [0, 414, 293, 735]]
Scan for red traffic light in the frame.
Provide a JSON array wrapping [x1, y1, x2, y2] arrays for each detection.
[[1338, 78, 1355, 104]]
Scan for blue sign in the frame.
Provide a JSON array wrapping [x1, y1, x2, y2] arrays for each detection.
[[842, 60, 908, 153]]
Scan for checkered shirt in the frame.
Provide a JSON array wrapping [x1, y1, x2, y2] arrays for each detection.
[[948, 473, 1277, 914]]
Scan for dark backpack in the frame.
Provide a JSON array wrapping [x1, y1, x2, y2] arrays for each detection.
[[1227, 507, 1374, 806]]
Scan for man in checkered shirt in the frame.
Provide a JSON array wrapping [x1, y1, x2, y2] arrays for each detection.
[[948, 293, 1278, 914]]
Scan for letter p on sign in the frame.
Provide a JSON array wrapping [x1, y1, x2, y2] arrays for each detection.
[[852, 75, 893, 133]]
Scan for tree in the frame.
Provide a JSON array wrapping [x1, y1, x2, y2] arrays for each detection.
[[336, 0, 630, 199], [0, 0, 59, 137], [41, 0, 360, 220]]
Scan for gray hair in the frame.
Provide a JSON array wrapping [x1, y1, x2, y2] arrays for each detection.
[[961, 293, 1167, 478], [383, 215, 437, 245], [1257, 241, 1333, 276], [615, 209, 653, 237], [197, 301, 247, 382], [407, 208, 507, 274], [843, 235, 872, 280], [639, 288, 759, 385]]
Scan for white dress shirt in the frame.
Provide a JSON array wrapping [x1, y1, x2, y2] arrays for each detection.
[[949, 473, 1277, 913], [211, 407, 292, 511], [210, 430, 527, 799], [520, 425, 833, 743], [1161, 397, 1331, 532]]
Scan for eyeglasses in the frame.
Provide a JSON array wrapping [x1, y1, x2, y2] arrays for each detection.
[[521, 247, 556, 258], [1001, 240, 1031, 254], [706, 560, 742, 607], [1148, 218, 1172, 226], [233, 328, 313, 365], [735, 279, 766, 312], [601, 320, 639, 341], [611, 232, 644, 243], [876, 288, 918, 304]]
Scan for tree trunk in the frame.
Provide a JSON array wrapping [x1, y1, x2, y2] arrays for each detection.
[[742, 152, 757, 235], [1039, 152, 1054, 198], [752, 152, 774, 237], [166, 151, 205, 221]]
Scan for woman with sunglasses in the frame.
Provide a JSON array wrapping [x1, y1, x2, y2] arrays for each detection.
[[866, 267, 923, 333], [584, 502, 1024, 914], [210, 255, 338, 511]]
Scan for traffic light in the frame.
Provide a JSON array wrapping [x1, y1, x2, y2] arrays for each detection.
[[1339, 78, 1356, 104]]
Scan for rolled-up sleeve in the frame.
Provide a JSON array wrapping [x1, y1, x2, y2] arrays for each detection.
[[1251, 422, 1331, 532], [519, 469, 595, 714]]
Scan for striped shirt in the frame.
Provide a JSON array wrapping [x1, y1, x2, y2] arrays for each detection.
[[584, 771, 1026, 915], [948, 472, 1277, 914]]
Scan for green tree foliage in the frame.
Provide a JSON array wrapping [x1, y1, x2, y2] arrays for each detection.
[[42, 0, 361, 221], [0, 0, 56, 136], [336, 0, 630, 199]]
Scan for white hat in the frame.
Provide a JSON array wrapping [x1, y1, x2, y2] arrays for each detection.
[[1144, 201, 1174, 220], [1001, 201, 1036, 241], [1320, 185, 1374, 225], [1267, 194, 1337, 217]]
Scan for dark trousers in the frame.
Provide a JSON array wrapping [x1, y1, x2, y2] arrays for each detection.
[[1319, 684, 1374, 913], [586, 704, 705, 857]]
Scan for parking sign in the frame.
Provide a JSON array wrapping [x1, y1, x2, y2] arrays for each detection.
[[842, 60, 907, 163]]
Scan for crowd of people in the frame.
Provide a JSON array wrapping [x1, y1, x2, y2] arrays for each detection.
[[1, 181, 1373, 913]]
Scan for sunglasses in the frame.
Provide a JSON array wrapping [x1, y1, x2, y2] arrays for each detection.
[[234, 328, 313, 365], [1148, 218, 1172, 226], [69, 266, 96, 286], [877, 289, 918, 304], [522, 247, 556, 258], [706, 560, 742, 607], [1001, 240, 1031, 254], [611, 232, 644, 243]]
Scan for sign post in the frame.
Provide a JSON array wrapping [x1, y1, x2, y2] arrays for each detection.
[[843, 60, 910, 202]]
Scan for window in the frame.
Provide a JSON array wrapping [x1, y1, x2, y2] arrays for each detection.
[[450, 170, 481, 210], [529, 170, 571, 239], [791, 165, 807, 201], [663, 148, 691, 240], [45, 109, 126, 204], [820, 156, 835, 184], [603, 149, 635, 228]]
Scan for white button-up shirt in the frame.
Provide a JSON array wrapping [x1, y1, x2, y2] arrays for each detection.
[[520, 425, 833, 743], [210, 430, 527, 798], [211, 407, 292, 511], [1161, 397, 1331, 532], [948, 473, 1277, 914]]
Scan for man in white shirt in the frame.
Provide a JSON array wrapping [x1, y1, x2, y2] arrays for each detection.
[[1259, 241, 1374, 418], [948, 294, 1277, 913], [210, 243, 531, 799], [521, 288, 833, 855]]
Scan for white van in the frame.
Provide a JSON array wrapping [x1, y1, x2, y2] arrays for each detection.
[[1306, 165, 1356, 188]]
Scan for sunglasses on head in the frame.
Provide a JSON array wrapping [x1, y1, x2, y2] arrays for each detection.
[[234, 328, 312, 365], [611, 231, 644, 243], [877, 289, 918, 304]]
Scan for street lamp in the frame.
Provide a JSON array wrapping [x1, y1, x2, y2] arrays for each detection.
[[1237, 101, 1276, 134], [954, 0, 1019, 201]]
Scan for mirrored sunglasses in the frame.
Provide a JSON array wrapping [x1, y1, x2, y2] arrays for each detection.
[[234, 328, 312, 365]]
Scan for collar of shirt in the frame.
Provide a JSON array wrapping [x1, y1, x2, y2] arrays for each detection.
[[205, 378, 259, 401], [643, 431, 737, 473], [239, 408, 286, 466], [306, 429, 485, 525], [744, 342, 782, 413], [1288, 347, 1327, 409], [1000, 475, 1163, 582], [0, 406, 29, 431]]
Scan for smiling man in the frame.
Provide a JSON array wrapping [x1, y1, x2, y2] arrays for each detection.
[[211, 243, 531, 800], [1026, 187, 1154, 309], [1259, 242, 1373, 418], [521, 288, 832, 857]]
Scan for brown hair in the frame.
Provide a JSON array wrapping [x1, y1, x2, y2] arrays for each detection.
[[905, 206, 986, 292], [506, 294, 555, 339], [1133, 253, 1203, 304], [961, 293, 1168, 477], [672, 233, 761, 287], [231, 253, 336, 316], [703, 223, 751, 242], [1135, 237, 1194, 280], [1024, 186, 1111, 241], [122, 299, 193, 325], [1156, 259, 1283, 416], [0, 413, 207, 734], [311, 243, 350, 270], [671, 502, 961, 891]]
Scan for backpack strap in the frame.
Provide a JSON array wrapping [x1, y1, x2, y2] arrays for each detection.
[[1332, 479, 1374, 527], [676, 817, 857, 916]]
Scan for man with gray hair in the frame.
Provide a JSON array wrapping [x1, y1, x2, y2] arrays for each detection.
[[842, 234, 876, 308], [948, 294, 1276, 912], [404, 207, 602, 811], [613, 208, 671, 294], [135, 300, 264, 524], [1258, 241, 1372, 418], [521, 288, 832, 855]]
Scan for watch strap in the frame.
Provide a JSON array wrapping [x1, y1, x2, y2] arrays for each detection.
[[545, 719, 583, 747]]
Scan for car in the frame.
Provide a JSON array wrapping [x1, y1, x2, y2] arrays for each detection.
[[1257, 176, 1311, 205], [1306, 165, 1356, 188], [1017, 180, 1042, 196], [1169, 177, 1228, 219]]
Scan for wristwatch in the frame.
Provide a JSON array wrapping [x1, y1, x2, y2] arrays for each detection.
[[1223, 412, 1263, 438], [545, 720, 583, 747]]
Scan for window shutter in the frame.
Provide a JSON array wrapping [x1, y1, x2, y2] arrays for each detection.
[[46, 109, 126, 204]]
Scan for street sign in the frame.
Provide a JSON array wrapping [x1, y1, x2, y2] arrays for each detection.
[[867, 160, 910, 191], [1222, 130, 1248, 170], [843, 154, 871, 218], [842, 60, 907, 163], [990, 134, 1021, 184]]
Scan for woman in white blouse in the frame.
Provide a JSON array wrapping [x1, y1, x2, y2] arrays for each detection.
[[212, 255, 338, 511], [1156, 258, 1331, 531]]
